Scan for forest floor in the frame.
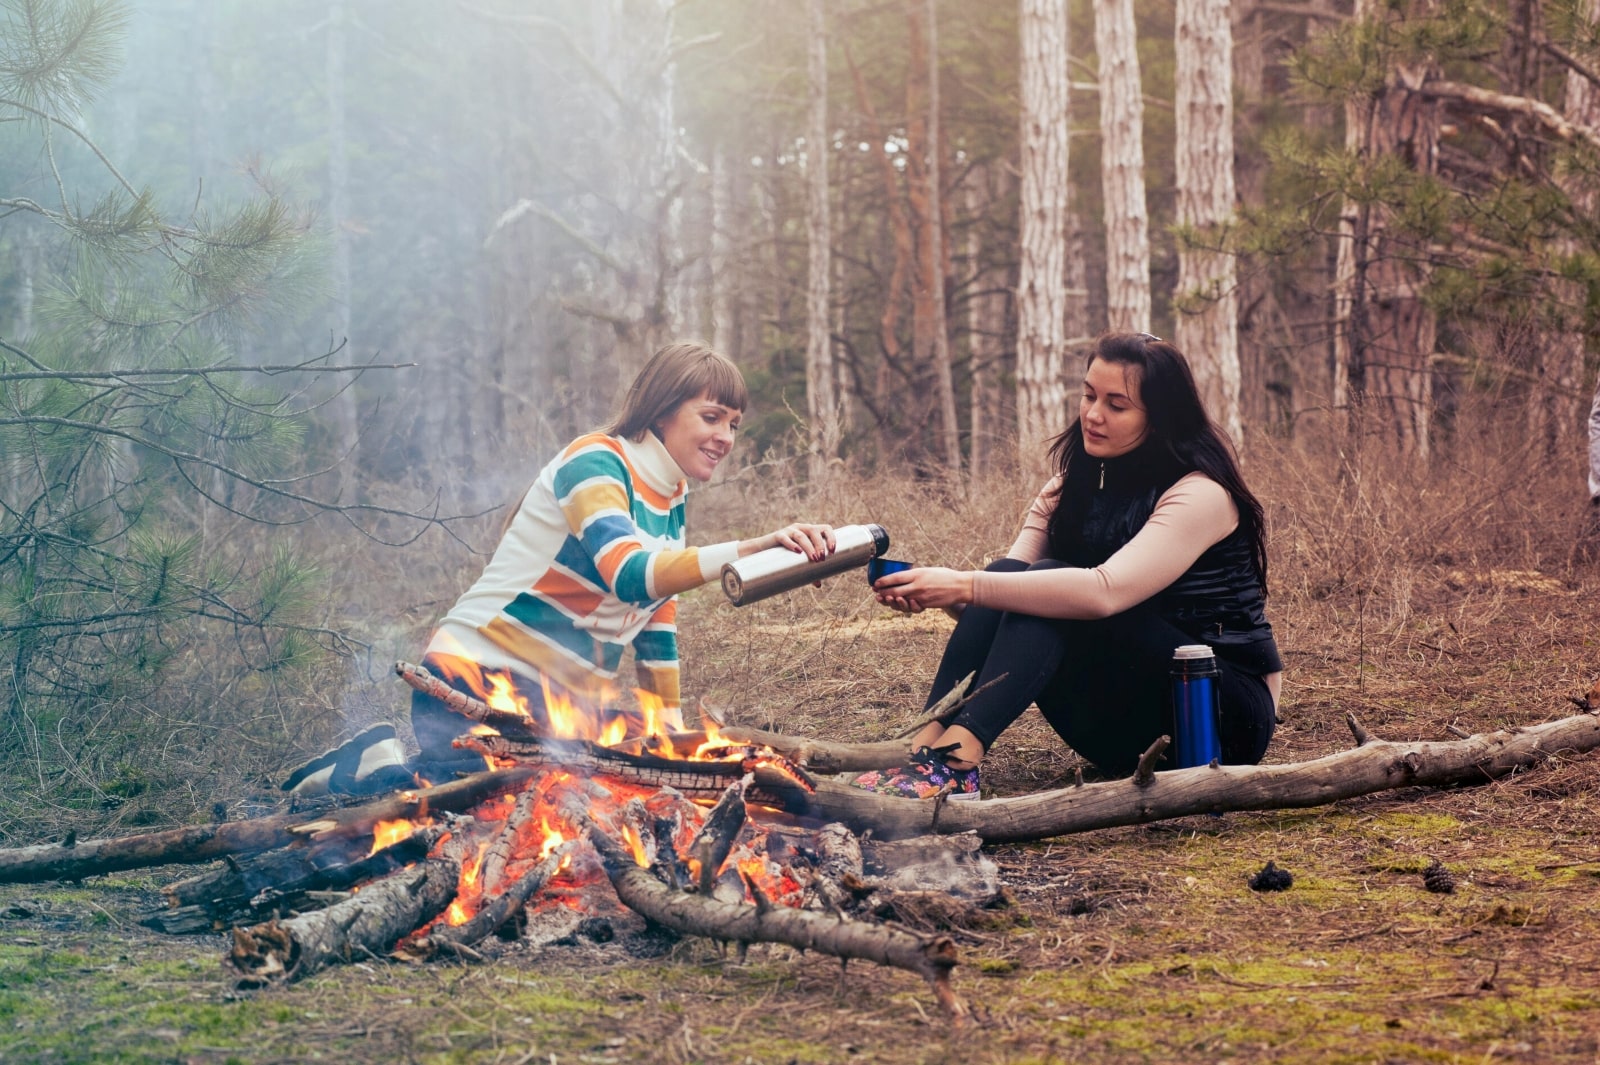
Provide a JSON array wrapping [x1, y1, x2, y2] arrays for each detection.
[[4, 478, 1600, 1064]]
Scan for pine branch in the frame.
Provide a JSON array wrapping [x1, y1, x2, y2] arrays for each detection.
[[1419, 80, 1600, 155]]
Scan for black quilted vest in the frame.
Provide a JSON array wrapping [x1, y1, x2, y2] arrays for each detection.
[[1048, 452, 1283, 675]]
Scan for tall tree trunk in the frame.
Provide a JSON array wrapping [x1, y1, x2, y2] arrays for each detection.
[[1570, 0, 1600, 525], [1017, 0, 1074, 477], [806, 0, 841, 481], [964, 164, 1010, 492], [710, 144, 737, 356], [1231, 0, 1278, 433], [1332, 0, 1440, 459], [920, 0, 961, 480], [1093, 0, 1151, 334], [1173, 0, 1242, 443], [326, 0, 361, 493], [844, 39, 915, 464]]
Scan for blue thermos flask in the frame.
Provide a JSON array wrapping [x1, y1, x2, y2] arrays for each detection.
[[1170, 644, 1222, 769]]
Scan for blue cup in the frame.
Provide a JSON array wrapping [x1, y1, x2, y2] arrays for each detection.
[[867, 557, 913, 585]]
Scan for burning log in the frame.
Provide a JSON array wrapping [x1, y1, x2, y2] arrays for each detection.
[[146, 827, 446, 934], [477, 787, 539, 895], [226, 838, 467, 987], [688, 775, 749, 895], [807, 708, 1600, 842], [394, 659, 545, 741], [458, 734, 815, 811], [583, 818, 969, 1022], [0, 767, 541, 884], [397, 841, 578, 961]]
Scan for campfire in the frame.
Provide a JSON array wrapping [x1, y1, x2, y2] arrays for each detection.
[[5, 668, 1597, 1026], [200, 661, 979, 1018]]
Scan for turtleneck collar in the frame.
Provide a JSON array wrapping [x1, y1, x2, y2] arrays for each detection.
[[621, 430, 690, 497], [1092, 441, 1181, 492]]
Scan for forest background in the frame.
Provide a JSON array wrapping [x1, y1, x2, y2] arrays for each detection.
[[3, 1, 1600, 1061]]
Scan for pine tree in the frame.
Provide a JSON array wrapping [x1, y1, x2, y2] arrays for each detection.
[[0, 0, 434, 826]]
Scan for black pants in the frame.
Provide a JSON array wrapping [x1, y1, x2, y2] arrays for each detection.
[[929, 559, 1276, 776]]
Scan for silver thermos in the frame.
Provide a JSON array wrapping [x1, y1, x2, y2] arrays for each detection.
[[721, 523, 890, 606]]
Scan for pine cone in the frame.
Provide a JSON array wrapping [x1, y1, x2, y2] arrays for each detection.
[[1248, 860, 1294, 892], [1422, 858, 1456, 894]]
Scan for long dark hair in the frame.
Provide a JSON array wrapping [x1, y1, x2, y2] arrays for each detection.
[[1045, 332, 1270, 590]]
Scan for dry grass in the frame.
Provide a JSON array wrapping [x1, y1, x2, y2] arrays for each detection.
[[4, 417, 1600, 1063]]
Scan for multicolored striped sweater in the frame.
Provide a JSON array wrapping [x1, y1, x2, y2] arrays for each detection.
[[427, 431, 740, 719]]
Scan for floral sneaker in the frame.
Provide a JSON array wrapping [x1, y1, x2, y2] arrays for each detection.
[[849, 744, 981, 801]]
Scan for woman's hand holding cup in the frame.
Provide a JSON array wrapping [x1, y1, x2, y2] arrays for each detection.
[[872, 565, 976, 612]]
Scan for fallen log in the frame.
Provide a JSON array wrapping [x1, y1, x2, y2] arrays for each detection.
[[800, 709, 1600, 842], [226, 844, 466, 987], [698, 673, 988, 774], [145, 828, 445, 934], [0, 766, 541, 883], [584, 820, 968, 1021]]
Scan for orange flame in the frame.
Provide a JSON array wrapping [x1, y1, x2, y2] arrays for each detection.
[[538, 817, 566, 861], [619, 823, 649, 867], [635, 688, 667, 737], [539, 674, 592, 740], [597, 714, 628, 748], [369, 818, 420, 857], [445, 840, 490, 926]]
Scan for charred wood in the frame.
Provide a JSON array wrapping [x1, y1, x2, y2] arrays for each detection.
[[226, 846, 465, 987], [690, 775, 749, 894], [394, 660, 545, 741], [478, 788, 539, 895], [397, 841, 576, 961], [459, 734, 812, 812], [0, 767, 540, 883], [585, 821, 969, 1021], [145, 829, 443, 934]]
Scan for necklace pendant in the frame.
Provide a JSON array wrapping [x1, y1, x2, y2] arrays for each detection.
[[1098, 462, 1106, 489]]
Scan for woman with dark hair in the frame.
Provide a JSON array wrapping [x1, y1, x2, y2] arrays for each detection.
[[285, 342, 835, 795], [852, 332, 1281, 800]]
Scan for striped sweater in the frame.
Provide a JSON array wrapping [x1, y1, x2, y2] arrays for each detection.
[[427, 431, 740, 718]]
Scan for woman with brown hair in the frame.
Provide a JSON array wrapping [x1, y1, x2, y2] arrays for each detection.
[[285, 342, 834, 795]]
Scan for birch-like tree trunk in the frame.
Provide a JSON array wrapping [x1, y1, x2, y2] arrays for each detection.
[[1332, 0, 1440, 458], [1017, 0, 1074, 475], [1173, 0, 1241, 443], [709, 144, 744, 359], [1094, 0, 1151, 334], [806, 0, 840, 480], [923, 0, 961, 479]]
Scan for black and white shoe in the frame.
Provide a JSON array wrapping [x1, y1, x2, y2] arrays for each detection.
[[280, 724, 412, 796]]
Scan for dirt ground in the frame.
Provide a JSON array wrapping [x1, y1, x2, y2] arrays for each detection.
[[4, 552, 1598, 1065]]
